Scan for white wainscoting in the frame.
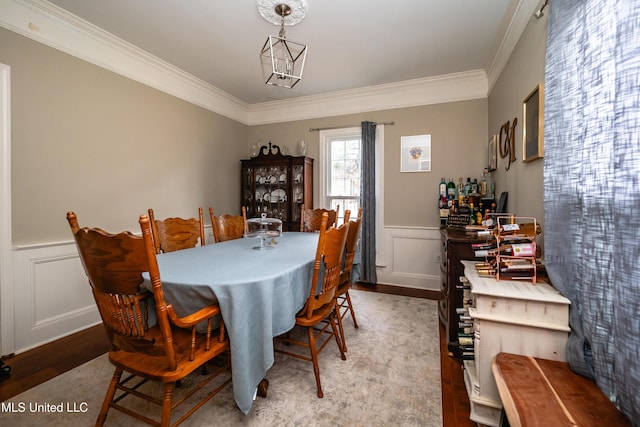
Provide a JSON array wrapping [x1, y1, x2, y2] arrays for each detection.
[[376, 226, 442, 291], [8, 225, 218, 354], [12, 242, 101, 353], [9, 225, 442, 354]]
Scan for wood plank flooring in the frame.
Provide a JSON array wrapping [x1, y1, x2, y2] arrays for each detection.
[[0, 283, 475, 427]]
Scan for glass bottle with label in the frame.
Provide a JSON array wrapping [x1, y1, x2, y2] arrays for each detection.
[[439, 177, 447, 198], [480, 169, 488, 197], [465, 177, 472, 197], [447, 178, 456, 201], [457, 177, 465, 205]]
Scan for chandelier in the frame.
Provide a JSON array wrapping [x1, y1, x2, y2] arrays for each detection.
[[258, 0, 308, 89]]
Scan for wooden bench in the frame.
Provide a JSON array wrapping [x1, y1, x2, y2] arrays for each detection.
[[492, 352, 632, 427]]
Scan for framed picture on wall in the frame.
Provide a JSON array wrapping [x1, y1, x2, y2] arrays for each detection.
[[523, 83, 544, 162], [400, 134, 431, 172], [488, 134, 497, 171]]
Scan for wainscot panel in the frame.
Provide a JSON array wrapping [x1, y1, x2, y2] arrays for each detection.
[[12, 242, 101, 353], [376, 226, 441, 290]]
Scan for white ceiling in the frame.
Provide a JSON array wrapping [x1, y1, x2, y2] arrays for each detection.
[[42, 0, 526, 105]]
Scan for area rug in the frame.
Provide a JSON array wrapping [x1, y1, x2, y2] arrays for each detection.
[[1, 290, 441, 426]]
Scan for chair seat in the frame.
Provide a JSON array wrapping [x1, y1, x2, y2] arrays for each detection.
[[337, 276, 350, 295], [109, 325, 229, 383], [295, 300, 336, 328]]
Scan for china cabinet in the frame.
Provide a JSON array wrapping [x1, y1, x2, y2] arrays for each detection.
[[241, 142, 313, 231]]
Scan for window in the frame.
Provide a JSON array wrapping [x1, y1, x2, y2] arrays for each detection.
[[319, 127, 361, 223], [320, 125, 385, 268]]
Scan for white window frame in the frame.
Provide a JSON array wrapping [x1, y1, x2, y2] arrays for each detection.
[[319, 125, 385, 267], [319, 127, 361, 222]]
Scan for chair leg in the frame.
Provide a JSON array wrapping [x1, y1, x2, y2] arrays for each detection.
[[334, 304, 347, 353], [97, 367, 123, 427], [257, 378, 269, 398], [306, 326, 323, 398], [345, 291, 359, 329], [330, 313, 347, 361], [160, 382, 175, 427]]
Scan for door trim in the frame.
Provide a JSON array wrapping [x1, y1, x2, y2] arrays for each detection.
[[0, 63, 14, 356]]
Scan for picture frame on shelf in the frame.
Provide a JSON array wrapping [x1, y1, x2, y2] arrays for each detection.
[[523, 83, 544, 162], [400, 134, 431, 172], [488, 134, 497, 171]]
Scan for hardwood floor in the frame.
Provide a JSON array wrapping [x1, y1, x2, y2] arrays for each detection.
[[0, 284, 475, 426]]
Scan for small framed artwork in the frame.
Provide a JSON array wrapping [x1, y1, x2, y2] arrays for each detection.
[[523, 83, 544, 162], [400, 134, 431, 172], [488, 134, 497, 171]]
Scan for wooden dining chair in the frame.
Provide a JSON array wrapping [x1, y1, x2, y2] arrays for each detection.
[[275, 212, 349, 398], [148, 208, 205, 254], [334, 208, 363, 352], [300, 204, 339, 232], [209, 207, 248, 242], [67, 212, 230, 427]]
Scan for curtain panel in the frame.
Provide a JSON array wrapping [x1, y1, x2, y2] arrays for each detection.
[[544, 0, 640, 422], [360, 121, 377, 284]]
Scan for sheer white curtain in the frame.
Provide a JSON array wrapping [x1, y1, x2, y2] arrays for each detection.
[[544, 1, 640, 422]]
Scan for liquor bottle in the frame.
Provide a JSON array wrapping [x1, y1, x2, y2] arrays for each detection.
[[439, 177, 447, 198], [485, 169, 495, 199], [469, 202, 475, 224], [438, 196, 449, 221], [480, 169, 488, 197], [482, 209, 494, 227], [465, 177, 472, 197], [457, 177, 465, 205], [447, 178, 456, 200], [475, 210, 483, 225]]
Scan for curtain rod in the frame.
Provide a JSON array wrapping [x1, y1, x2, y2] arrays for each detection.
[[309, 121, 395, 132]]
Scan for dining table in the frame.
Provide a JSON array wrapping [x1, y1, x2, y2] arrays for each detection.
[[143, 232, 320, 414]]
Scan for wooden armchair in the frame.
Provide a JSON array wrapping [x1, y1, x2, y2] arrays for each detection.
[[275, 212, 349, 398], [209, 207, 248, 242], [67, 212, 230, 427], [334, 208, 363, 352], [300, 205, 339, 232], [148, 208, 205, 253]]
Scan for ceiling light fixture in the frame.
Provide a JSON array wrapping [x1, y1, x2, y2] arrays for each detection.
[[258, 0, 308, 89]]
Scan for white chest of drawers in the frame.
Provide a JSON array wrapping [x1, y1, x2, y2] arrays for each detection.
[[461, 260, 571, 426]]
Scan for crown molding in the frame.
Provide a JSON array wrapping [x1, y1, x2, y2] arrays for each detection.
[[486, 0, 540, 92], [247, 70, 488, 125], [0, 0, 250, 123], [1, 0, 532, 126]]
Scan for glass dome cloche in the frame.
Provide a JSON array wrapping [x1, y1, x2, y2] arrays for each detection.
[[247, 213, 283, 250]]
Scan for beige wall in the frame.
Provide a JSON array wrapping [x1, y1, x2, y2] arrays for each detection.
[[488, 14, 547, 237], [249, 99, 488, 227], [3, 11, 545, 244], [1, 28, 247, 245]]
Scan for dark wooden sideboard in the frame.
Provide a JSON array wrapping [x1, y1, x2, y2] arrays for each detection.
[[439, 227, 488, 357]]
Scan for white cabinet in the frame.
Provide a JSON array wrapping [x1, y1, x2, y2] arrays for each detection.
[[461, 260, 571, 426]]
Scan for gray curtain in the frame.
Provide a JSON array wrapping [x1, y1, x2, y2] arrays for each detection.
[[360, 121, 377, 284], [544, 1, 640, 423]]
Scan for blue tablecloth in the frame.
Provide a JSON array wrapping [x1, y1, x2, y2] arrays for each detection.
[[144, 232, 319, 414]]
